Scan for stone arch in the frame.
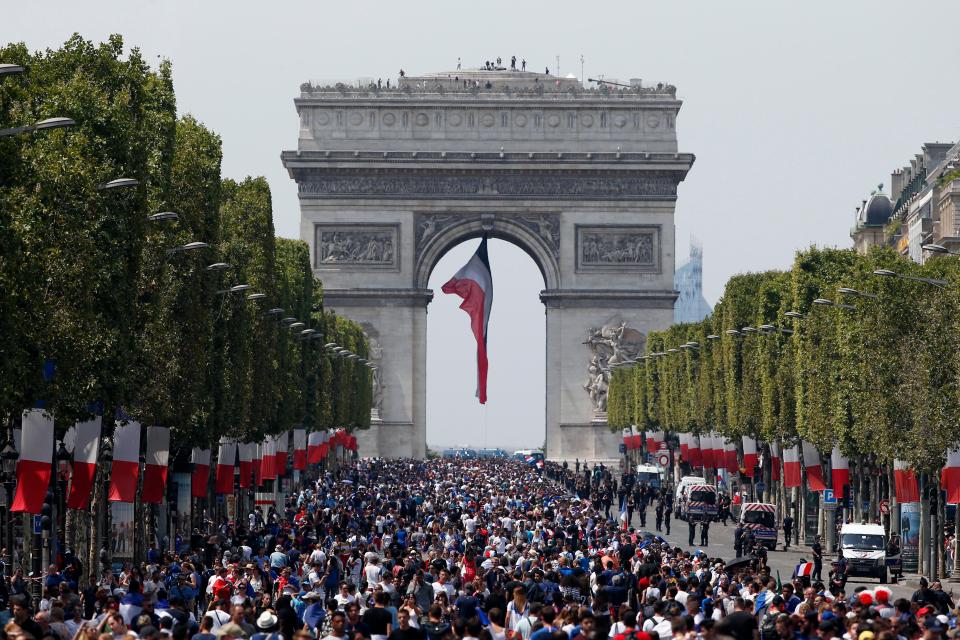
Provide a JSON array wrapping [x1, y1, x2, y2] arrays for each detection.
[[414, 215, 561, 291]]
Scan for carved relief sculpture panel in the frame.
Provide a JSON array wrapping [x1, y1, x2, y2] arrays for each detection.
[[314, 224, 399, 269], [576, 224, 660, 273]]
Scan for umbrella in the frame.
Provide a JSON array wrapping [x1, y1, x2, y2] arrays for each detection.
[[724, 555, 755, 571]]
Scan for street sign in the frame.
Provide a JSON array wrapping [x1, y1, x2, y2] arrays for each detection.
[[33, 515, 42, 535], [656, 452, 670, 467], [755, 482, 766, 494], [879, 499, 890, 515], [619, 444, 627, 454], [822, 489, 837, 505]]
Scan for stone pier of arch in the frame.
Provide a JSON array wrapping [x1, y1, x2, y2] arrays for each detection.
[[282, 69, 694, 462]]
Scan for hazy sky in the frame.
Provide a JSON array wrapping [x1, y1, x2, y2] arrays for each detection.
[[6, 1, 960, 450]]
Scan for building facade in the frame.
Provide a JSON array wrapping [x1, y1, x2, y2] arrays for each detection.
[[851, 141, 960, 261], [282, 69, 694, 460]]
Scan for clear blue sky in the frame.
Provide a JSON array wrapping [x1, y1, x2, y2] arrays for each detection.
[[6, 1, 960, 449]]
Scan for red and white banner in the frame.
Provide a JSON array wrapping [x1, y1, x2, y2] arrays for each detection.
[[742, 437, 758, 470], [831, 447, 849, 492], [307, 431, 322, 464], [141, 426, 170, 504], [894, 459, 919, 503], [262, 436, 277, 481], [215, 438, 236, 495], [66, 417, 101, 510], [109, 420, 141, 503], [769, 441, 781, 482], [942, 449, 960, 505], [253, 443, 264, 486], [686, 434, 701, 468], [191, 448, 210, 498], [699, 433, 713, 469], [801, 441, 826, 491], [276, 431, 288, 475], [724, 439, 739, 473], [622, 428, 631, 451], [783, 444, 801, 488], [646, 429, 665, 452], [237, 442, 253, 489], [293, 429, 307, 470], [631, 426, 642, 451], [441, 237, 493, 404], [12, 409, 54, 513]]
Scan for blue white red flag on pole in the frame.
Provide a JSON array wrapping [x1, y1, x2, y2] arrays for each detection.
[[441, 237, 493, 404]]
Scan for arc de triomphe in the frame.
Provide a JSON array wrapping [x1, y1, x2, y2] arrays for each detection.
[[282, 69, 694, 460]]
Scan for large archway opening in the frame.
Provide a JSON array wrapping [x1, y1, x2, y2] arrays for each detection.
[[426, 238, 546, 453]]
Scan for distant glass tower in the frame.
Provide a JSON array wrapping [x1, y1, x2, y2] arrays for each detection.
[[674, 237, 712, 323]]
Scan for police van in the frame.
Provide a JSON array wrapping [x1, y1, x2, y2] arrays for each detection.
[[738, 502, 778, 550], [675, 476, 717, 521], [840, 522, 891, 583]]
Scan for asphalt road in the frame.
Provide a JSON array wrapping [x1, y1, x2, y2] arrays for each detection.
[[622, 508, 921, 600]]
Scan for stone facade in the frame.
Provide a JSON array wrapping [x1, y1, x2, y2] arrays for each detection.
[[283, 69, 695, 461]]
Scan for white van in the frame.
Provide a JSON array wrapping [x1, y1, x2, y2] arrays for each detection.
[[674, 475, 707, 520], [635, 463, 665, 489], [840, 522, 889, 583]]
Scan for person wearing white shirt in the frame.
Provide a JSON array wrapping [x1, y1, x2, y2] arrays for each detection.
[[431, 569, 455, 600]]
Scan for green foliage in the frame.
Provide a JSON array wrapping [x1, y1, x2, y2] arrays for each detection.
[[0, 35, 371, 451], [606, 245, 960, 472]]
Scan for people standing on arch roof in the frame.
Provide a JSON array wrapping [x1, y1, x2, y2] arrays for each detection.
[[8, 458, 948, 640]]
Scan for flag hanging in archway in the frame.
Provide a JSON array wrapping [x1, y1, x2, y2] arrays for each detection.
[[441, 237, 493, 404]]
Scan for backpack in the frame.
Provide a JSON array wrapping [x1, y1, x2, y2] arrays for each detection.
[[760, 611, 779, 640]]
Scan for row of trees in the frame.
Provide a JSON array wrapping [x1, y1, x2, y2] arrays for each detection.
[[608, 245, 960, 473], [0, 34, 372, 456]]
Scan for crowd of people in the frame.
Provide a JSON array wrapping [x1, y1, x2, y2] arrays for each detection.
[[0, 457, 955, 640]]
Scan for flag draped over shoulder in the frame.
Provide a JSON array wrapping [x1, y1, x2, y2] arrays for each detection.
[[441, 237, 493, 404]]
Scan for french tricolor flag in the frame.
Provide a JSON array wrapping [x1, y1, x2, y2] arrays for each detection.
[[215, 438, 236, 495], [742, 437, 758, 471], [12, 409, 54, 514], [894, 459, 919, 503], [802, 441, 826, 491], [237, 442, 253, 489], [66, 417, 101, 510], [831, 447, 850, 493], [109, 420, 141, 503], [942, 448, 960, 505], [141, 426, 170, 504], [441, 237, 493, 404], [783, 444, 801, 488], [769, 441, 781, 482], [293, 429, 307, 470], [191, 448, 210, 498]]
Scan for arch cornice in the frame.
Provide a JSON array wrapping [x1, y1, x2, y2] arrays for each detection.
[[414, 213, 561, 291]]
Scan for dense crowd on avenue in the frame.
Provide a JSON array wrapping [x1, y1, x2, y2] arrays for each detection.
[[1, 459, 956, 640]]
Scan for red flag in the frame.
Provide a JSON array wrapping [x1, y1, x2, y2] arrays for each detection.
[[742, 437, 758, 470], [688, 434, 702, 468], [943, 449, 960, 505], [66, 417, 101, 510], [293, 429, 307, 470], [237, 443, 252, 489], [724, 440, 739, 473], [802, 441, 826, 491], [307, 431, 322, 464], [109, 421, 141, 503], [831, 447, 849, 492], [894, 459, 919, 503], [770, 441, 781, 482], [12, 409, 54, 513], [141, 426, 170, 504], [215, 439, 236, 495], [783, 445, 801, 488], [191, 448, 210, 498]]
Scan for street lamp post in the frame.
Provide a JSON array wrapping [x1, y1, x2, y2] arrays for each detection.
[[0, 431, 17, 578], [0, 116, 75, 139]]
